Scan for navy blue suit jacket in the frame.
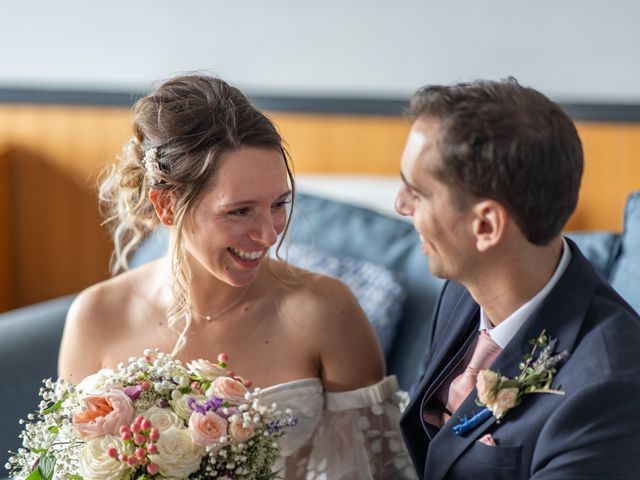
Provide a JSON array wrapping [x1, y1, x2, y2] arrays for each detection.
[[400, 239, 640, 479]]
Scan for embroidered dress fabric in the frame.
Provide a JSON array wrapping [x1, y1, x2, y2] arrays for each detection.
[[259, 376, 417, 479]]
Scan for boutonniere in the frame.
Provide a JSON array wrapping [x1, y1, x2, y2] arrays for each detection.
[[453, 330, 570, 435]]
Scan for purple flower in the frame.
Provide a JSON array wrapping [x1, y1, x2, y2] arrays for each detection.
[[187, 396, 223, 415], [123, 385, 144, 401]]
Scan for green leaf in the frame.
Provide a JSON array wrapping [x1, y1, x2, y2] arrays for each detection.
[[47, 426, 59, 434], [40, 392, 69, 414], [68, 475, 84, 480], [39, 453, 56, 480], [25, 468, 44, 480], [178, 386, 192, 394]]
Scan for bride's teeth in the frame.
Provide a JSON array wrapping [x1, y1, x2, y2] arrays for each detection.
[[230, 247, 263, 261]]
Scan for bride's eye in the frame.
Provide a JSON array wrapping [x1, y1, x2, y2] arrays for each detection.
[[228, 207, 251, 217]]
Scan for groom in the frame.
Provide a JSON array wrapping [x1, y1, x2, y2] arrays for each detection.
[[397, 78, 640, 479]]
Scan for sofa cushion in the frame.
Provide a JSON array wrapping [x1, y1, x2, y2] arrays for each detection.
[[283, 243, 406, 355], [565, 231, 620, 279], [610, 191, 640, 314]]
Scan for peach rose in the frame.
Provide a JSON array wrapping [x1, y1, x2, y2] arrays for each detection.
[[490, 387, 520, 420], [476, 370, 499, 405], [208, 377, 248, 404], [73, 389, 135, 439], [186, 359, 227, 381], [188, 410, 228, 446], [228, 418, 255, 443]]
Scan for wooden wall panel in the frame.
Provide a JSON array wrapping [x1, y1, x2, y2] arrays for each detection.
[[566, 122, 640, 232], [0, 149, 14, 311], [272, 113, 409, 174], [0, 104, 639, 311]]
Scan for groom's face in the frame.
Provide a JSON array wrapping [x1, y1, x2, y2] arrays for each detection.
[[396, 117, 476, 281]]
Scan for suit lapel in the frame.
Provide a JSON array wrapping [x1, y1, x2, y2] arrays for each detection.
[[424, 239, 598, 479], [403, 285, 479, 417]]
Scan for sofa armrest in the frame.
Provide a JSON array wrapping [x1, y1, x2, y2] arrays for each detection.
[[0, 295, 74, 471]]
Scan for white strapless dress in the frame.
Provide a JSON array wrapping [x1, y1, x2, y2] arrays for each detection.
[[258, 375, 417, 479]]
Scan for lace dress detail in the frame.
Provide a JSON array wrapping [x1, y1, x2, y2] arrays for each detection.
[[259, 376, 417, 479]]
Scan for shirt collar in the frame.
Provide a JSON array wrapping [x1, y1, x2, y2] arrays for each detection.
[[480, 237, 572, 348]]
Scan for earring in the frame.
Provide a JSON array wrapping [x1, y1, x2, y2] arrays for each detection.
[[166, 219, 173, 225]]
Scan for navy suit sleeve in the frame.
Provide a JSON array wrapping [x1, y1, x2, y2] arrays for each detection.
[[530, 374, 640, 479]]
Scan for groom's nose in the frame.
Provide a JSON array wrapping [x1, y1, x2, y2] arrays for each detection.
[[395, 186, 413, 216]]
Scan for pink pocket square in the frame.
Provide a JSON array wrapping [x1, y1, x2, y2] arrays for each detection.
[[478, 433, 497, 446]]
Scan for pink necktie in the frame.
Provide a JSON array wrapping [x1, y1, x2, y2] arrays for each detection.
[[446, 329, 502, 415]]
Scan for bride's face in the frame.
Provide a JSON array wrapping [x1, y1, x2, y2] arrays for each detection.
[[181, 147, 291, 287]]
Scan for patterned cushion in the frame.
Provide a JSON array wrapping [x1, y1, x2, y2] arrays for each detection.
[[283, 243, 407, 355], [610, 191, 640, 314]]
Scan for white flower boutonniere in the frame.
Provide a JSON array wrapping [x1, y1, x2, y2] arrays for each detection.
[[453, 330, 570, 435]]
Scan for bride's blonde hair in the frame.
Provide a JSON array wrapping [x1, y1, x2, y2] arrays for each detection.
[[99, 74, 295, 354]]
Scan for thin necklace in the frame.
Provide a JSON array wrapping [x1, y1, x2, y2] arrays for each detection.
[[190, 284, 251, 322]]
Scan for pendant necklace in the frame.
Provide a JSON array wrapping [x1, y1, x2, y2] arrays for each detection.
[[190, 285, 251, 322]]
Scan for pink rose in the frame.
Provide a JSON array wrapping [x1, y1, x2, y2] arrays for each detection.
[[228, 418, 255, 443], [186, 359, 227, 381], [476, 370, 499, 405], [188, 411, 228, 446], [73, 389, 135, 439], [208, 377, 248, 404], [490, 387, 520, 420]]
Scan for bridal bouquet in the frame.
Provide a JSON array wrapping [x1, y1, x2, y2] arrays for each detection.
[[6, 350, 296, 479]]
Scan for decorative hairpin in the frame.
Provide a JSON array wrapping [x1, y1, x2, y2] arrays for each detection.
[[143, 148, 163, 185]]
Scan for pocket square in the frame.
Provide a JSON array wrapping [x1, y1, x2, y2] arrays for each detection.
[[478, 433, 497, 446]]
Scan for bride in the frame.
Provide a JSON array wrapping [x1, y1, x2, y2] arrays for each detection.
[[58, 74, 415, 479]]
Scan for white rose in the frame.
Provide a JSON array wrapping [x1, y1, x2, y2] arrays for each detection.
[[79, 435, 130, 480], [139, 406, 185, 433], [149, 428, 204, 478], [76, 369, 121, 399], [171, 394, 208, 421], [186, 359, 227, 381]]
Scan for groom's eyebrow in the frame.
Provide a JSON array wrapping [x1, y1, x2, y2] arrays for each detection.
[[400, 172, 423, 195]]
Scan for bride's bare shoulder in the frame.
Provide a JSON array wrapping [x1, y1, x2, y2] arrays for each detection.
[[268, 259, 385, 390], [268, 259, 365, 327], [58, 261, 162, 382], [69, 262, 159, 323]]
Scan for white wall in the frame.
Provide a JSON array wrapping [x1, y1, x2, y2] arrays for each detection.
[[1, 0, 639, 102]]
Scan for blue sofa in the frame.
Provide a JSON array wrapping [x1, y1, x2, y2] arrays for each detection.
[[1, 190, 639, 472]]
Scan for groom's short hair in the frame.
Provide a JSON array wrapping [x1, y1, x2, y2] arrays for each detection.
[[409, 78, 583, 246]]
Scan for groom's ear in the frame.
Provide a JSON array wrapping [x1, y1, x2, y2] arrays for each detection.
[[149, 189, 175, 226], [471, 200, 506, 252]]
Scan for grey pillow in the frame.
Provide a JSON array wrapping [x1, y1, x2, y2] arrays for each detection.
[[284, 243, 407, 355]]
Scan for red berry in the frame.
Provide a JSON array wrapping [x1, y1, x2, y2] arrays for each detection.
[[106, 447, 118, 459]]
